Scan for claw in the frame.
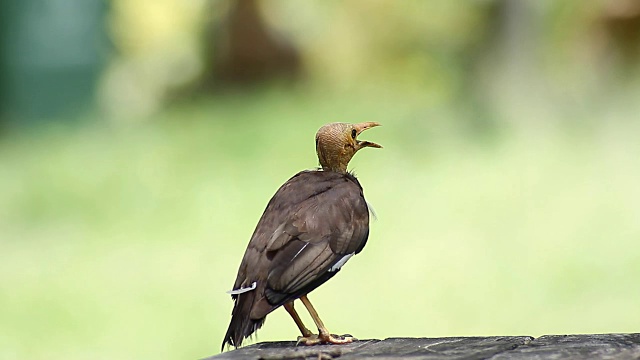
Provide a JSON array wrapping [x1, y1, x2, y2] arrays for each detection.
[[297, 333, 356, 346]]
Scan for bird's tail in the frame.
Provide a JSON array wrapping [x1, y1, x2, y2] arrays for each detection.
[[221, 291, 265, 351]]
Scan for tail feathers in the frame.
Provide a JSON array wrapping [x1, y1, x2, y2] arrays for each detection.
[[221, 293, 265, 351]]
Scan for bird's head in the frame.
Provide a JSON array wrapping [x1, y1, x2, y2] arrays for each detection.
[[315, 122, 382, 173]]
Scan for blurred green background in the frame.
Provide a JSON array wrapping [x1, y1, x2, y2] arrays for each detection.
[[2, 0, 640, 359]]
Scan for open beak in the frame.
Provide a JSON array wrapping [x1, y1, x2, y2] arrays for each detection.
[[353, 122, 382, 149]]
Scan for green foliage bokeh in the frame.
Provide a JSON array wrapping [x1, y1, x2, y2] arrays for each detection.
[[2, 1, 640, 359]]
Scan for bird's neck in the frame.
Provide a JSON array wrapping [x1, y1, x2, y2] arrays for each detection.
[[317, 150, 351, 173], [321, 164, 348, 173]]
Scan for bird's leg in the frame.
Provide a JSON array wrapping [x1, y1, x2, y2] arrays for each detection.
[[283, 301, 313, 337], [297, 295, 355, 345]]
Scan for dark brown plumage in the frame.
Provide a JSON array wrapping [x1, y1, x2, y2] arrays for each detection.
[[222, 122, 381, 350]]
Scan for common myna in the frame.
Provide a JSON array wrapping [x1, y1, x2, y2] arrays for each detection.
[[222, 122, 381, 349]]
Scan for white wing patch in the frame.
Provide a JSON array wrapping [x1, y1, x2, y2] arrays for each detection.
[[292, 243, 309, 260], [329, 253, 354, 272], [226, 281, 257, 295], [367, 201, 378, 221]]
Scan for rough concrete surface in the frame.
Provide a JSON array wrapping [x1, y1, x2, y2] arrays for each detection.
[[208, 334, 640, 359]]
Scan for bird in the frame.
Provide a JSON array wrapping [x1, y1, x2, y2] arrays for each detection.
[[222, 122, 381, 350]]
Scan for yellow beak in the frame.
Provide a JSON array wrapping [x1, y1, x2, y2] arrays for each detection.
[[353, 122, 382, 149]]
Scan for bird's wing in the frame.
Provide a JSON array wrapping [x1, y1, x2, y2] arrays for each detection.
[[262, 173, 370, 305]]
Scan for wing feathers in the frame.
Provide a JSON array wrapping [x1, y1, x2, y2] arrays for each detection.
[[228, 170, 371, 330]]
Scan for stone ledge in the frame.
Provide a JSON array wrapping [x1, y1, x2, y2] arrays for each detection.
[[208, 333, 640, 359]]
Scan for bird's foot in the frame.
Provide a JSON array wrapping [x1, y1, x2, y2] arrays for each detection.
[[297, 333, 355, 346]]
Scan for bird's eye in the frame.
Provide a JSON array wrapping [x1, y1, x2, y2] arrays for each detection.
[[351, 129, 357, 139]]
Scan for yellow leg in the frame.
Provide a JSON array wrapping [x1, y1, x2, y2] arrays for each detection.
[[298, 295, 354, 345], [283, 301, 313, 337]]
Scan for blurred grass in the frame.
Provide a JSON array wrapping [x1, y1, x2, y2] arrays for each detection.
[[1, 86, 640, 360]]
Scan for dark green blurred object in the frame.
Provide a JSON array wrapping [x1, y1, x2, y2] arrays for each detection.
[[0, 0, 108, 124]]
